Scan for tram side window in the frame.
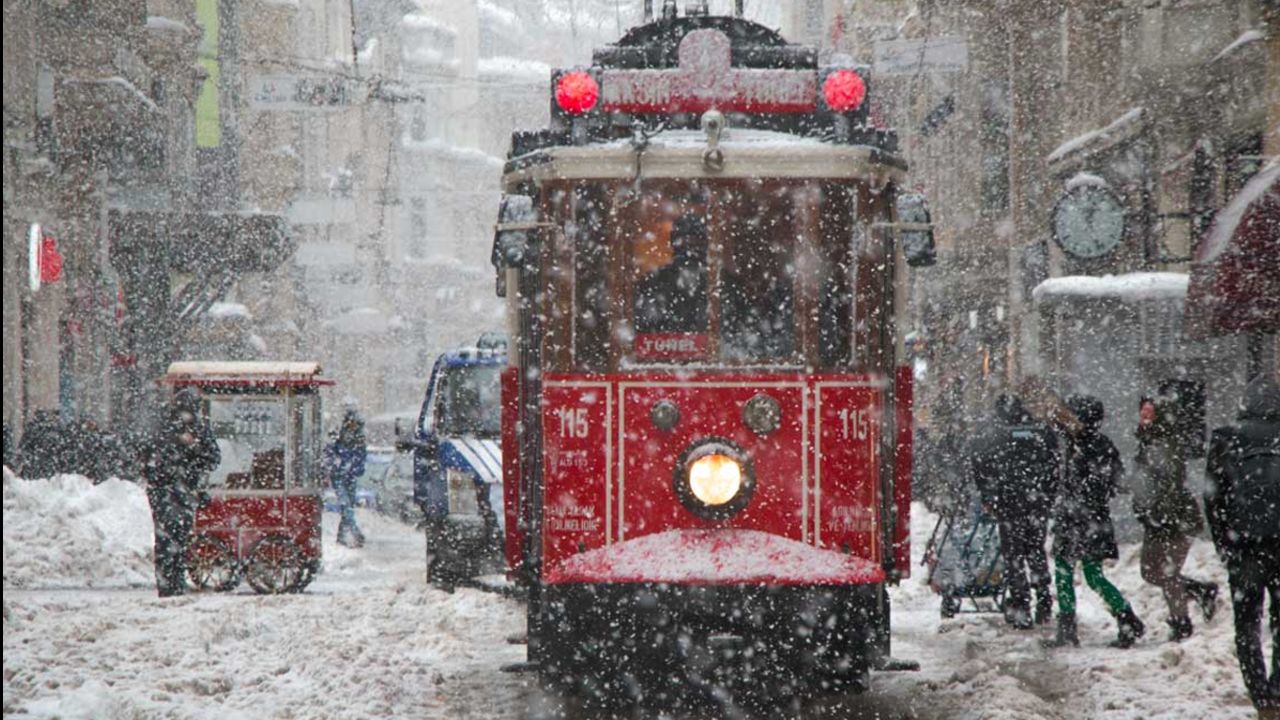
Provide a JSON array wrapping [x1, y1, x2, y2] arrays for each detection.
[[633, 213, 709, 335], [720, 192, 796, 363], [207, 397, 288, 490], [574, 185, 611, 371], [817, 184, 855, 368]]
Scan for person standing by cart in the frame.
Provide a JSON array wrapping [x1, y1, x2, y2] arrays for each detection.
[[969, 393, 1059, 629], [146, 389, 220, 597], [327, 407, 368, 548], [1044, 395, 1145, 648], [1205, 376, 1279, 715], [1133, 395, 1219, 641]]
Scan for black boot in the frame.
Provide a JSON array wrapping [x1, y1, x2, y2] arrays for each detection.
[[1035, 597, 1054, 626], [1042, 613, 1079, 648], [1187, 581, 1219, 623], [1166, 616, 1193, 642], [1109, 607, 1145, 649]]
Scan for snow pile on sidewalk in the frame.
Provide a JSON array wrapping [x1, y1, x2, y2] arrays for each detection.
[[3, 468, 154, 589]]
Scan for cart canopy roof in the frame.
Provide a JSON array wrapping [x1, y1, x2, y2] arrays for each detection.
[[162, 361, 333, 387]]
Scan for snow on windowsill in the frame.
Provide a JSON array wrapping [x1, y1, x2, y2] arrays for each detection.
[[1212, 29, 1266, 63], [1047, 107, 1145, 163], [1032, 272, 1189, 304]]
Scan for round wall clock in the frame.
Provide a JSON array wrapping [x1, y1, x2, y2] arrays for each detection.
[[1051, 185, 1126, 260]]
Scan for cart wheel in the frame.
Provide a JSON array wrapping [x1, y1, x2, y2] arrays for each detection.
[[186, 534, 240, 592], [244, 535, 306, 594]]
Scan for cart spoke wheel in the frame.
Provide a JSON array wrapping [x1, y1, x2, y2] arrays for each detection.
[[186, 534, 240, 592], [245, 535, 306, 594]]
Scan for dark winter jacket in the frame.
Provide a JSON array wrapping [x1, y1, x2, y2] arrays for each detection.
[[1132, 398, 1203, 537], [1052, 396, 1122, 561], [17, 410, 71, 480], [327, 411, 368, 492], [149, 391, 220, 506], [968, 395, 1059, 521], [1205, 376, 1280, 565]]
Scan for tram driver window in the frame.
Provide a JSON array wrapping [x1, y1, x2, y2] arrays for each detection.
[[720, 200, 796, 362], [633, 214, 709, 335]]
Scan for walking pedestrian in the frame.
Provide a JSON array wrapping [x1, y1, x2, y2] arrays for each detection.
[[1133, 394, 1219, 641], [1205, 375, 1279, 716], [968, 393, 1059, 629], [327, 407, 368, 547], [144, 389, 220, 597], [1044, 395, 1145, 648]]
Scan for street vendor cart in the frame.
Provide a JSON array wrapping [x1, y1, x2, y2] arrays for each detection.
[[161, 361, 333, 594]]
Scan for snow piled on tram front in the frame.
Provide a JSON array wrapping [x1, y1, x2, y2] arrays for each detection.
[[3, 468, 154, 589]]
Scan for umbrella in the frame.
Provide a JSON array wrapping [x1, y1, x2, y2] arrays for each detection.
[[1184, 160, 1280, 339]]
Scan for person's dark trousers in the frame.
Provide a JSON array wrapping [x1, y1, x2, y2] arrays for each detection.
[[1227, 545, 1280, 711], [998, 514, 1052, 623], [147, 487, 194, 597]]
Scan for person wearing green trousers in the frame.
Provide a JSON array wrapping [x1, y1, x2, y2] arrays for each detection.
[[1044, 395, 1145, 648]]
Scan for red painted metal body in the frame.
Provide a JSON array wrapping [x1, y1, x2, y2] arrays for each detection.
[[194, 494, 323, 563], [516, 371, 901, 587]]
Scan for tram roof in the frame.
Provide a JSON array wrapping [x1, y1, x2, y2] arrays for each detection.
[[162, 361, 334, 387], [502, 129, 906, 189]]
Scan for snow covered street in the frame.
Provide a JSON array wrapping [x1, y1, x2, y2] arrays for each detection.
[[2, 474, 1259, 719]]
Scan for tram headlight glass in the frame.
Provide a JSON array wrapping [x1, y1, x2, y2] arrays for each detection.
[[687, 453, 743, 507], [676, 441, 755, 520]]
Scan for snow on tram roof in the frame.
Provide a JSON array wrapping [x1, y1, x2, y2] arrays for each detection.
[[163, 361, 329, 382], [503, 129, 906, 185]]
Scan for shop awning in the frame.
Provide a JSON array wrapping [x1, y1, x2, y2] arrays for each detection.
[[1184, 162, 1280, 339]]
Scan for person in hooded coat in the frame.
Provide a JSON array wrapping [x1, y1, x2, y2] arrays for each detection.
[[327, 408, 368, 547], [1044, 395, 1145, 648], [968, 393, 1059, 629], [1206, 375, 1280, 716], [145, 389, 220, 597], [1133, 394, 1219, 640]]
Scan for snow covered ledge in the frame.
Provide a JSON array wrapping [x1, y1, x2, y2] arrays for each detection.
[[545, 528, 886, 585], [1032, 272, 1188, 306]]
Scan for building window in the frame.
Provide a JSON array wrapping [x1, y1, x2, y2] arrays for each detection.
[[979, 80, 1010, 214], [408, 197, 428, 259], [195, 0, 221, 148]]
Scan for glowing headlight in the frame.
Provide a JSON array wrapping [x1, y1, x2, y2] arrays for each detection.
[[675, 441, 755, 520], [688, 453, 743, 506]]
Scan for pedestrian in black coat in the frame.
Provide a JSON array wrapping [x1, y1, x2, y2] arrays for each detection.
[[968, 393, 1059, 629], [145, 389, 221, 597], [1044, 395, 1145, 648], [1206, 375, 1280, 715], [1133, 395, 1219, 641], [17, 409, 69, 479]]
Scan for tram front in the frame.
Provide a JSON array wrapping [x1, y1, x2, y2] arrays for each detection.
[[492, 11, 929, 703]]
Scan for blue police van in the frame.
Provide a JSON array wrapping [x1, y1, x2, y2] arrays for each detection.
[[405, 334, 506, 581]]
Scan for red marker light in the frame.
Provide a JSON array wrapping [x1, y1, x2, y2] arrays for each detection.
[[555, 71, 599, 115], [822, 69, 866, 112]]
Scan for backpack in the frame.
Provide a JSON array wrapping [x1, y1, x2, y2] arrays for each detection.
[[1226, 444, 1280, 541]]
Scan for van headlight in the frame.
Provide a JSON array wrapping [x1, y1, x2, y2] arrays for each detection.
[[674, 441, 755, 520]]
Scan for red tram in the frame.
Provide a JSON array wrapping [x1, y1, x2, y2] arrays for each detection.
[[491, 8, 930, 703]]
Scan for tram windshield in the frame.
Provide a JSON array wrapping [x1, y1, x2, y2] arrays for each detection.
[[609, 181, 858, 367], [435, 364, 502, 437]]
